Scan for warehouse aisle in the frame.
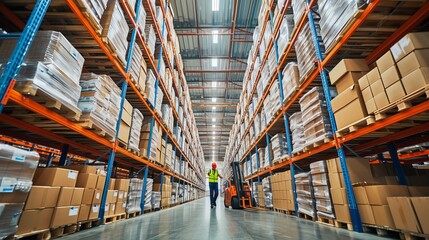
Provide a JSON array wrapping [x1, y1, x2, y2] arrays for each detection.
[[62, 197, 387, 240]]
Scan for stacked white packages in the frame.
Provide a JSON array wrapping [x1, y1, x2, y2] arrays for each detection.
[[152, 192, 161, 209], [290, 112, 305, 153], [128, 108, 144, 153], [295, 172, 316, 217], [126, 178, 142, 213], [310, 161, 334, 218]]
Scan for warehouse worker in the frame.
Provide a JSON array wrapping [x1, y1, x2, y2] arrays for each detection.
[[208, 162, 223, 208]]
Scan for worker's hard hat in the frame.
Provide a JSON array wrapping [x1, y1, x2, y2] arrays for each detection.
[[211, 162, 217, 169]]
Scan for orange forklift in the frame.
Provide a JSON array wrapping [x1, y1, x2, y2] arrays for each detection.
[[223, 162, 256, 209]]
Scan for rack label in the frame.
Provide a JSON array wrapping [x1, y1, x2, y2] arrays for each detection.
[[0, 177, 16, 193], [92, 205, 99, 213], [68, 171, 77, 179], [69, 207, 79, 216]]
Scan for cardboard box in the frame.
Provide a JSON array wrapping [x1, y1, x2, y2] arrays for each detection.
[[376, 51, 396, 73], [82, 189, 95, 205], [329, 173, 344, 189], [401, 67, 429, 95], [331, 188, 348, 205], [386, 81, 406, 103], [118, 121, 131, 144], [57, 187, 74, 207], [109, 203, 116, 216], [117, 191, 125, 202], [76, 173, 98, 189], [65, 165, 97, 174], [358, 75, 370, 90], [329, 59, 369, 84], [372, 205, 396, 228], [89, 204, 100, 220], [353, 186, 369, 205], [373, 92, 389, 110], [333, 98, 367, 130], [334, 72, 367, 94], [25, 186, 60, 210], [114, 201, 126, 215], [51, 206, 80, 228], [96, 175, 106, 190], [327, 158, 342, 173], [365, 185, 410, 205], [370, 79, 385, 95], [365, 98, 377, 114], [408, 187, 429, 197], [397, 49, 429, 77], [33, 168, 78, 187], [123, 99, 133, 116], [115, 179, 130, 191], [358, 204, 375, 225], [78, 204, 90, 222], [109, 179, 116, 190], [361, 87, 373, 102], [367, 67, 381, 85], [381, 65, 401, 88], [334, 204, 351, 223], [391, 32, 429, 62], [16, 208, 54, 235], [411, 197, 429, 234], [0, 191, 28, 204], [92, 189, 102, 204], [71, 188, 84, 206], [387, 197, 421, 233]]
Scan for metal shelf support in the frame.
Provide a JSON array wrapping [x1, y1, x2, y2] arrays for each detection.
[[59, 144, 69, 166], [387, 143, 408, 185]]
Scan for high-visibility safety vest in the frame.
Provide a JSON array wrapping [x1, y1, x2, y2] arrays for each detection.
[[208, 169, 218, 183]]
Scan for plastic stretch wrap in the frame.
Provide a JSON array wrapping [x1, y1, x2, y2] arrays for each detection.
[[282, 62, 300, 103], [78, 73, 121, 138], [264, 192, 273, 208], [291, 0, 306, 24], [258, 148, 266, 169], [295, 172, 316, 217], [77, 0, 108, 26], [128, 108, 144, 152], [277, 15, 294, 54], [127, 178, 144, 213], [151, 192, 161, 209], [310, 161, 334, 217], [104, 1, 129, 65], [264, 145, 272, 168], [0, 203, 24, 239], [290, 112, 305, 153], [128, 43, 142, 82], [145, 24, 156, 56], [136, 3, 147, 35], [271, 134, 289, 163], [294, 21, 318, 82]]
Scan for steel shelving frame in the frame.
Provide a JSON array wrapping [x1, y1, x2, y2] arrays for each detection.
[[0, 0, 206, 223], [225, 0, 429, 232]]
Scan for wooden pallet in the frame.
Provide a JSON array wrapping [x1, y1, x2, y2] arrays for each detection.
[[362, 224, 401, 238], [77, 118, 116, 142], [401, 232, 429, 240], [77, 218, 100, 231], [50, 224, 78, 238], [73, 0, 103, 34], [298, 212, 316, 221], [317, 216, 335, 227], [274, 208, 295, 215], [15, 229, 51, 240], [334, 220, 353, 231], [126, 211, 142, 219], [303, 137, 332, 151], [14, 82, 81, 121], [373, 85, 429, 121], [336, 115, 376, 137], [118, 139, 128, 149], [100, 37, 127, 68], [103, 213, 126, 224]]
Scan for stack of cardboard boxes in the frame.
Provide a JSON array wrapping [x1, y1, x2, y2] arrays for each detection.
[[153, 176, 172, 208], [329, 59, 369, 130], [139, 119, 162, 160], [118, 99, 133, 146], [0, 144, 40, 238], [358, 32, 429, 116], [270, 171, 295, 212], [257, 184, 265, 207]]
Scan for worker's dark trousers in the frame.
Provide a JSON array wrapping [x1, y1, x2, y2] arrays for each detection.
[[209, 182, 218, 206]]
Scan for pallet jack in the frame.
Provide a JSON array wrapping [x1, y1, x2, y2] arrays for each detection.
[[223, 161, 256, 209]]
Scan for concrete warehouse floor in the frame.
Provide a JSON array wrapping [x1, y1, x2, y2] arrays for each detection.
[[62, 197, 388, 240]]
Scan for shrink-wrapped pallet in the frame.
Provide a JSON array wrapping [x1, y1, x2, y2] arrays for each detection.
[[151, 192, 161, 209], [126, 178, 143, 213], [271, 133, 288, 163], [290, 112, 305, 153], [310, 161, 334, 218], [128, 108, 144, 153], [145, 24, 156, 56], [295, 172, 316, 217]]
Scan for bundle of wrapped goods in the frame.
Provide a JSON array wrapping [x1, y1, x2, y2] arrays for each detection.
[[128, 108, 144, 153], [154, 57, 166, 81], [291, 0, 306, 24], [289, 112, 305, 153], [268, 79, 282, 120], [262, 177, 273, 208], [112, 179, 130, 215], [254, 114, 261, 137], [277, 15, 294, 55], [318, 0, 364, 52], [164, 143, 173, 168], [0, 31, 84, 116], [252, 182, 259, 205], [299, 87, 332, 148], [282, 62, 300, 103], [101, 0, 129, 65], [271, 133, 288, 163], [161, 104, 173, 130], [78, 73, 121, 139], [267, 48, 277, 77], [139, 118, 161, 160], [295, 172, 316, 218], [252, 154, 259, 174], [294, 21, 318, 82], [310, 161, 334, 218], [126, 178, 143, 213], [145, 69, 159, 107], [0, 144, 40, 238], [329, 59, 369, 129], [258, 147, 266, 170], [128, 44, 143, 82], [145, 24, 156, 56], [151, 192, 161, 209], [155, 6, 166, 41], [74, 0, 107, 30]]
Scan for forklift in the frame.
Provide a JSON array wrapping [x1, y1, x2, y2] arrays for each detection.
[[223, 161, 256, 209]]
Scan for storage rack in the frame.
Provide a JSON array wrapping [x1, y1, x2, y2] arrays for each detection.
[[224, 0, 429, 232], [0, 0, 206, 222]]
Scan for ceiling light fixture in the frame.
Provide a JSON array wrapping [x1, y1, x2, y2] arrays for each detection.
[[212, 131, 216, 134], [212, 118, 216, 122], [212, 125, 216, 127], [213, 30, 219, 43], [211, 58, 218, 67], [212, 98, 216, 103], [212, 0, 219, 11]]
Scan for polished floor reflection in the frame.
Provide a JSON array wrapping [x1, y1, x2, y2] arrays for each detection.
[[62, 197, 389, 240]]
